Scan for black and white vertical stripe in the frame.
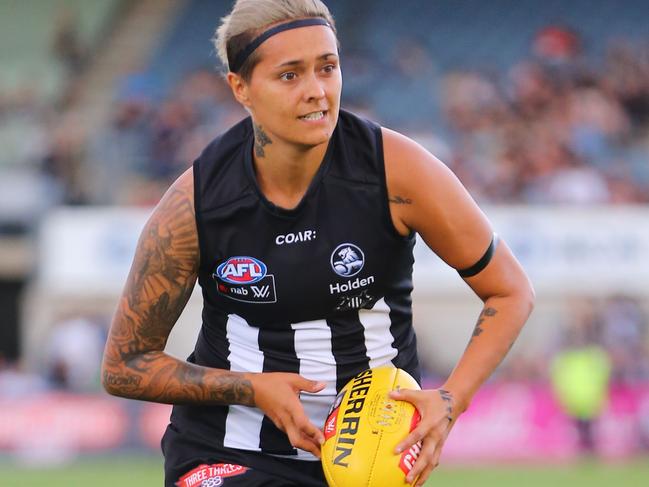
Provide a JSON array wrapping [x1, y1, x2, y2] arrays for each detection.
[[222, 298, 401, 459]]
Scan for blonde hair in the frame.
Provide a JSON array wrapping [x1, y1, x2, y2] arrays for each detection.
[[214, 0, 337, 80]]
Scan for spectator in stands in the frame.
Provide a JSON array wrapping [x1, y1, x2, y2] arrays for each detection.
[[600, 296, 649, 383], [541, 148, 611, 204], [51, 8, 86, 77], [45, 315, 106, 392], [87, 89, 153, 204], [533, 25, 581, 64], [42, 115, 88, 205], [605, 40, 649, 129], [550, 302, 612, 455], [0, 354, 47, 397]]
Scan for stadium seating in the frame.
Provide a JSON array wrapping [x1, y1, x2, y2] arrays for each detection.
[[143, 0, 649, 127], [0, 0, 122, 101], [145, 0, 231, 96]]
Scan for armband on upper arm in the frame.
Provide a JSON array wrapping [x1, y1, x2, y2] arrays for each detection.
[[457, 233, 499, 278]]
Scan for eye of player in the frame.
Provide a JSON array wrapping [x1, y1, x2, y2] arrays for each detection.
[[321, 62, 337, 74], [280, 71, 297, 81]]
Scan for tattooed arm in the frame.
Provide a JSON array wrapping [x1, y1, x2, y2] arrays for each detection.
[[383, 126, 534, 409], [382, 127, 534, 485], [101, 168, 254, 405], [101, 168, 326, 455]]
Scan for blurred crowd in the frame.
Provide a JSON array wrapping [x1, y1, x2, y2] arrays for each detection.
[[442, 29, 649, 204], [0, 314, 107, 396], [500, 295, 649, 385], [85, 32, 649, 206], [85, 69, 247, 205], [0, 69, 246, 216], [2, 25, 649, 214]]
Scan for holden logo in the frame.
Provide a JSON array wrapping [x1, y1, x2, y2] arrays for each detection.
[[330, 243, 364, 277]]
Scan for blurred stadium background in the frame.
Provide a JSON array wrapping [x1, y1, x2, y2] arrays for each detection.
[[1, 0, 649, 485]]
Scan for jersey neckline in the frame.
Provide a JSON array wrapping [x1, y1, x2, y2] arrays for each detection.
[[243, 120, 336, 218]]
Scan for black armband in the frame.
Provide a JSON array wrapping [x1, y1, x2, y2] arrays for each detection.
[[457, 233, 499, 278]]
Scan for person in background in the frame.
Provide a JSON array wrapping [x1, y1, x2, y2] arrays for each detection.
[[551, 304, 611, 455]]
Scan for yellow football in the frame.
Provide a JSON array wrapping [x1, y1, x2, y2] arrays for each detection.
[[321, 367, 422, 487]]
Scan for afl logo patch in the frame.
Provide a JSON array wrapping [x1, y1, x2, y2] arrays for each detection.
[[213, 256, 277, 304], [331, 243, 365, 277], [216, 256, 267, 284]]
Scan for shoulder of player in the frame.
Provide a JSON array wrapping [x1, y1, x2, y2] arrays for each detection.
[[381, 126, 459, 205], [144, 167, 199, 266], [154, 167, 195, 217], [380, 127, 493, 263]]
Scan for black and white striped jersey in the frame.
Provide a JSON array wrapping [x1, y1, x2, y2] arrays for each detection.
[[168, 109, 420, 461]]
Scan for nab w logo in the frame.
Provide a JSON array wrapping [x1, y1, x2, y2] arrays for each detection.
[[251, 285, 270, 299]]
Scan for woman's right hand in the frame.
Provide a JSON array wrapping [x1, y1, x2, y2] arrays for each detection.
[[247, 372, 326, 457]]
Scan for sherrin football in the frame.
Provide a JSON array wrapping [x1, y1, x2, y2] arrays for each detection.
[[321, 367, 422, 487]]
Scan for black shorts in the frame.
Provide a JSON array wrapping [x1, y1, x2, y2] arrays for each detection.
[[162, 423, 327, 487]]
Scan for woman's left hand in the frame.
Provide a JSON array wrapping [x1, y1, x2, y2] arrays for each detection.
[[388, 388, 458, 486]]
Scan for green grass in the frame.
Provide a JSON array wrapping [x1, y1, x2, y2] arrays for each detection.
[[0, 456, 163, 487], [1, 456, 648, 486], [431, 460, 649, 487]]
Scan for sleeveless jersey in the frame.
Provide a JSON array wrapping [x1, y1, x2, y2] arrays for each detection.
[[169, 109, 420, 460]]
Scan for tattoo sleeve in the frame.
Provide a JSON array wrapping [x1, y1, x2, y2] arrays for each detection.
[[101, 173, 254, 406]]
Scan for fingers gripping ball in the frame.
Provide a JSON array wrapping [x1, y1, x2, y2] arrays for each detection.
[[321, 367, 422, 487]]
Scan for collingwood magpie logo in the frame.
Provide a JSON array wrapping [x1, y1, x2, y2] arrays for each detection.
[[329, 243, 375, 295], [213, 256, 277, 304], [331, 243, 365, 277]]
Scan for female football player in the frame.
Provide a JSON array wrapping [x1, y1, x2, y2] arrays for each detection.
[[102, 1, 534, 485]]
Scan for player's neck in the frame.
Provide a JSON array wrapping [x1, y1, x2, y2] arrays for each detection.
[[252, 138, 328, 210]]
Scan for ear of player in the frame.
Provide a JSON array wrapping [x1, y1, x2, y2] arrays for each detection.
[[321, 367, 422, 487]]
